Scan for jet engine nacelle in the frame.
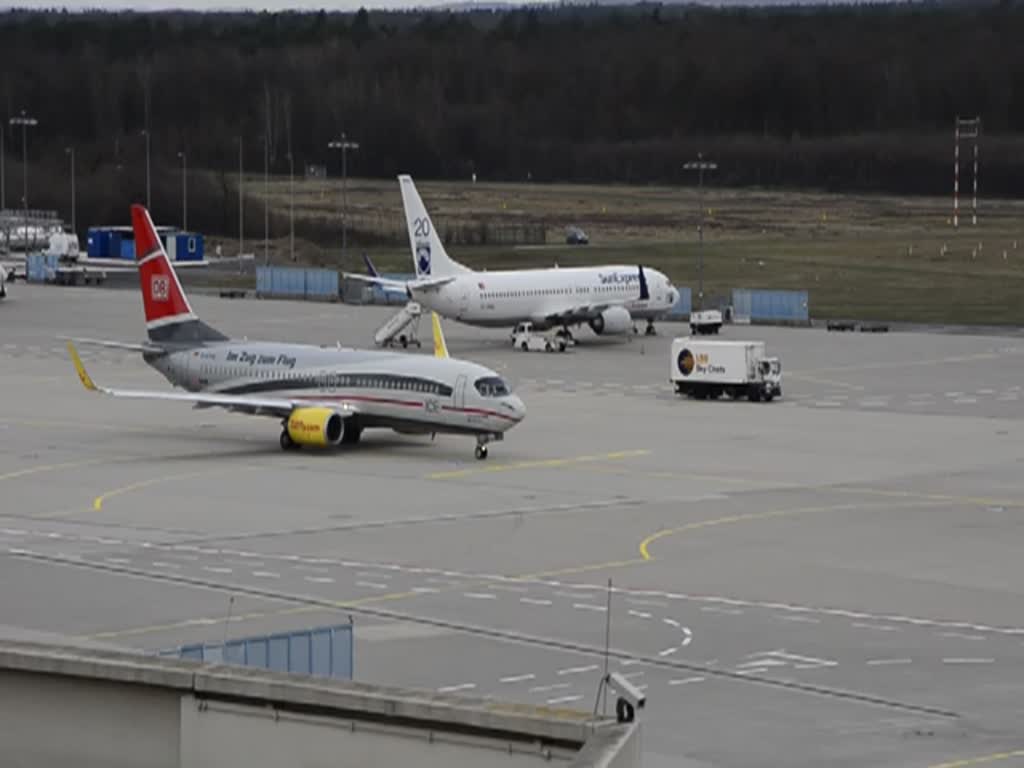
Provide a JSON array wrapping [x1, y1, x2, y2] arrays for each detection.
[[286, 407, 345, 447], [588, 306, 632, 335]]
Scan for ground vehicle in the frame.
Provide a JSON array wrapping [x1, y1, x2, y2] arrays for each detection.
[[566, 226, 589, 245], [670, 337, 782, 402], [512, 321, 570, 352], [689, 309, 723, 335]]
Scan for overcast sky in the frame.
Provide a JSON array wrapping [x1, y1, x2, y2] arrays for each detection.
[[1, 0, 913, 12]]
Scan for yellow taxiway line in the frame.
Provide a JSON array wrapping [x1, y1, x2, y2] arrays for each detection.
[[928, 750, 1024, 768], [427, 449, 650, 480]]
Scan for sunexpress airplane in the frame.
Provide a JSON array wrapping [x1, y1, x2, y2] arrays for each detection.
[[66, 205, 525, 460]]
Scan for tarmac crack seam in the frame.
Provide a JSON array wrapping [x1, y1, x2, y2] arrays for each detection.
[[8, 549, 960, 720]]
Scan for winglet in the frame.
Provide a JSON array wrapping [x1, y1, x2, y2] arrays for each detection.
[[66, 341, 98, 392], [432, 312, 450, 359], [638, 265, 650, 301]]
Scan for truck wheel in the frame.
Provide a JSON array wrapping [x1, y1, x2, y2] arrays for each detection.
[[764, 393, 774, 402], [545, 341, 552, 352], [521, 342, 528, 351], [748, 389, 761, 403]]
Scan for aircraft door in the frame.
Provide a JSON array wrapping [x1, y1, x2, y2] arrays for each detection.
[[454, 374, 467, 409], [458, 285, 471, 317]]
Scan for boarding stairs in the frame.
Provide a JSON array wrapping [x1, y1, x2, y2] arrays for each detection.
[[374, 301, 423, 348]]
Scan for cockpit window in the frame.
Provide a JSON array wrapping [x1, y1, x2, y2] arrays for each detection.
[[474, 376, 510, 397]]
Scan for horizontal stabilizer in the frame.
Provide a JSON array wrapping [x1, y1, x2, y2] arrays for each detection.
[[58, 336, 166, 354]]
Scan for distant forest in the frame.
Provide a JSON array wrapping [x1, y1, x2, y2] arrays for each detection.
[[0, 2, 1022, 239]]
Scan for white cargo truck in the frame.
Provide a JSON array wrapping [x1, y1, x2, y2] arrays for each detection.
[[670, 337, 782, 402], [689, 309, 723, 335]]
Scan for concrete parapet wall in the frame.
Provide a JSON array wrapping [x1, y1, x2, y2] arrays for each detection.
[[0, 640, 641, 768]]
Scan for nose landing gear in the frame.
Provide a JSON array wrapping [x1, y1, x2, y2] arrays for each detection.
[[475, 433, 502, 461]]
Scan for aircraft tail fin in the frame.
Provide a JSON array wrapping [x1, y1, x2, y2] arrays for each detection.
[[431, 312, 450, 359], [131, 204, 227, 345], [363, 253, 381, 278], [638, 265, 650, 301], [398, 175, 471, 279]]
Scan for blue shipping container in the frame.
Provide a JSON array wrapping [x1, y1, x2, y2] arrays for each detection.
[[732, 289, 809, 323], [86, 229, 106, 259], [257, 266, 339, 300], [119, 235, 134, 260], [26, 253, 45, 283], [174, 233, 204, 262]]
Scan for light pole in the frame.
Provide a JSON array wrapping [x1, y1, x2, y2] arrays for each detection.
[[328, 133, 359, 262], [140, 129, 151, 211], [263, 134, 269, 266], [177, 151, 187, 231], [287, 151, 295, 262], [683, 153, 717, 310], [237, 136, 244, 259], [65, 146, 76, 238], [10, 111, 37, 252], [1, 126, 5, 211]]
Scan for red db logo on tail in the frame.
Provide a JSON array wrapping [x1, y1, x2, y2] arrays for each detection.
[[151, 275, 170, 302]]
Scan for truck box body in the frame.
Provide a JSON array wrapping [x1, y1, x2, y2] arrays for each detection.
[[671, 339, 765, 384], [670, 337, 781, 401]]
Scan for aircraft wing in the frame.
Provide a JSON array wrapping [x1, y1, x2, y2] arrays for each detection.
[[342, 272, 457, 292], [66, 342, 356, 420]]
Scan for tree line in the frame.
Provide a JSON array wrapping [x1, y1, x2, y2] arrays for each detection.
[[0, 2, 1022, 242]]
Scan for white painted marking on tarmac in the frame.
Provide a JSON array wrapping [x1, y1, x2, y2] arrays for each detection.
[[1, 529, 26, 536], [620, 659, 643, 667], [491, 584, 529, 593], [813, 401, 842, 408], [628, 610, 652, 620], [173, 544, 198, 551], [202, 566, 232, 574], [942, 658, 994, 664], [521, 598, 553, 607], [621, 671, 645, 680], [954, 397, 978, 404], [940, 632, 985, 641], [700, 606, 743, 615], [463, 592, 497, 600], [658, 647, 678, 657], [573, 603, 607, 613], [252, 571, 280, 579], [412, 587, 440, 594], [530, 683, 571, 693], [737, 658, 787, 669], [438, 683, 476, 694], [852, 623, 898, 632], [681, 627, 693, 647], [663, 618, 680, 628], [45, 532, 62, 539], [356, 571, 391, 579], [358, 581, 389, 590], [783, 615, 821, 624], [977, 388, 995, 395], [558, 665, 598, 676], [500, 674, 535, 684], [104, 557, 130, 565], [625, 597, 669, 608], [97, 538, 123, 545], [945, 392, 963, 398], [866, 659, 912, 666], [305, 576, 335, 584], [151, 561, 180, 570], [547, 695, 583, 706], [668, 676, 705, 686]]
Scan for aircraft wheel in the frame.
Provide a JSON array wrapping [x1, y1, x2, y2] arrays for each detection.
[[280, 430, 297, 451], [475, 444, 488, 461], [521, 342, 528, 351]]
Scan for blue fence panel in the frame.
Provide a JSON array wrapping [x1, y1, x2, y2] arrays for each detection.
[[27, 253, 46, 282], [305, 268, 339, 299], [311, 628, 332, 677], [160, 623, 353, 680], [666, 287, 693, 319], [732, 289, 808, 323], [175, 233, 204, 262]]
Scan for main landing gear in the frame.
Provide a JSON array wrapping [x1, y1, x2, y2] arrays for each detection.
[[280, 429, 299, 451], [644, 320, 657, 336]]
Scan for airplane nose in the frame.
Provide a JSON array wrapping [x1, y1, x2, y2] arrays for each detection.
[[506, 395, 526, 423]]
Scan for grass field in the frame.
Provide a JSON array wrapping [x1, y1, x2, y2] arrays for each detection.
[[215, 176, 1024, 326]]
